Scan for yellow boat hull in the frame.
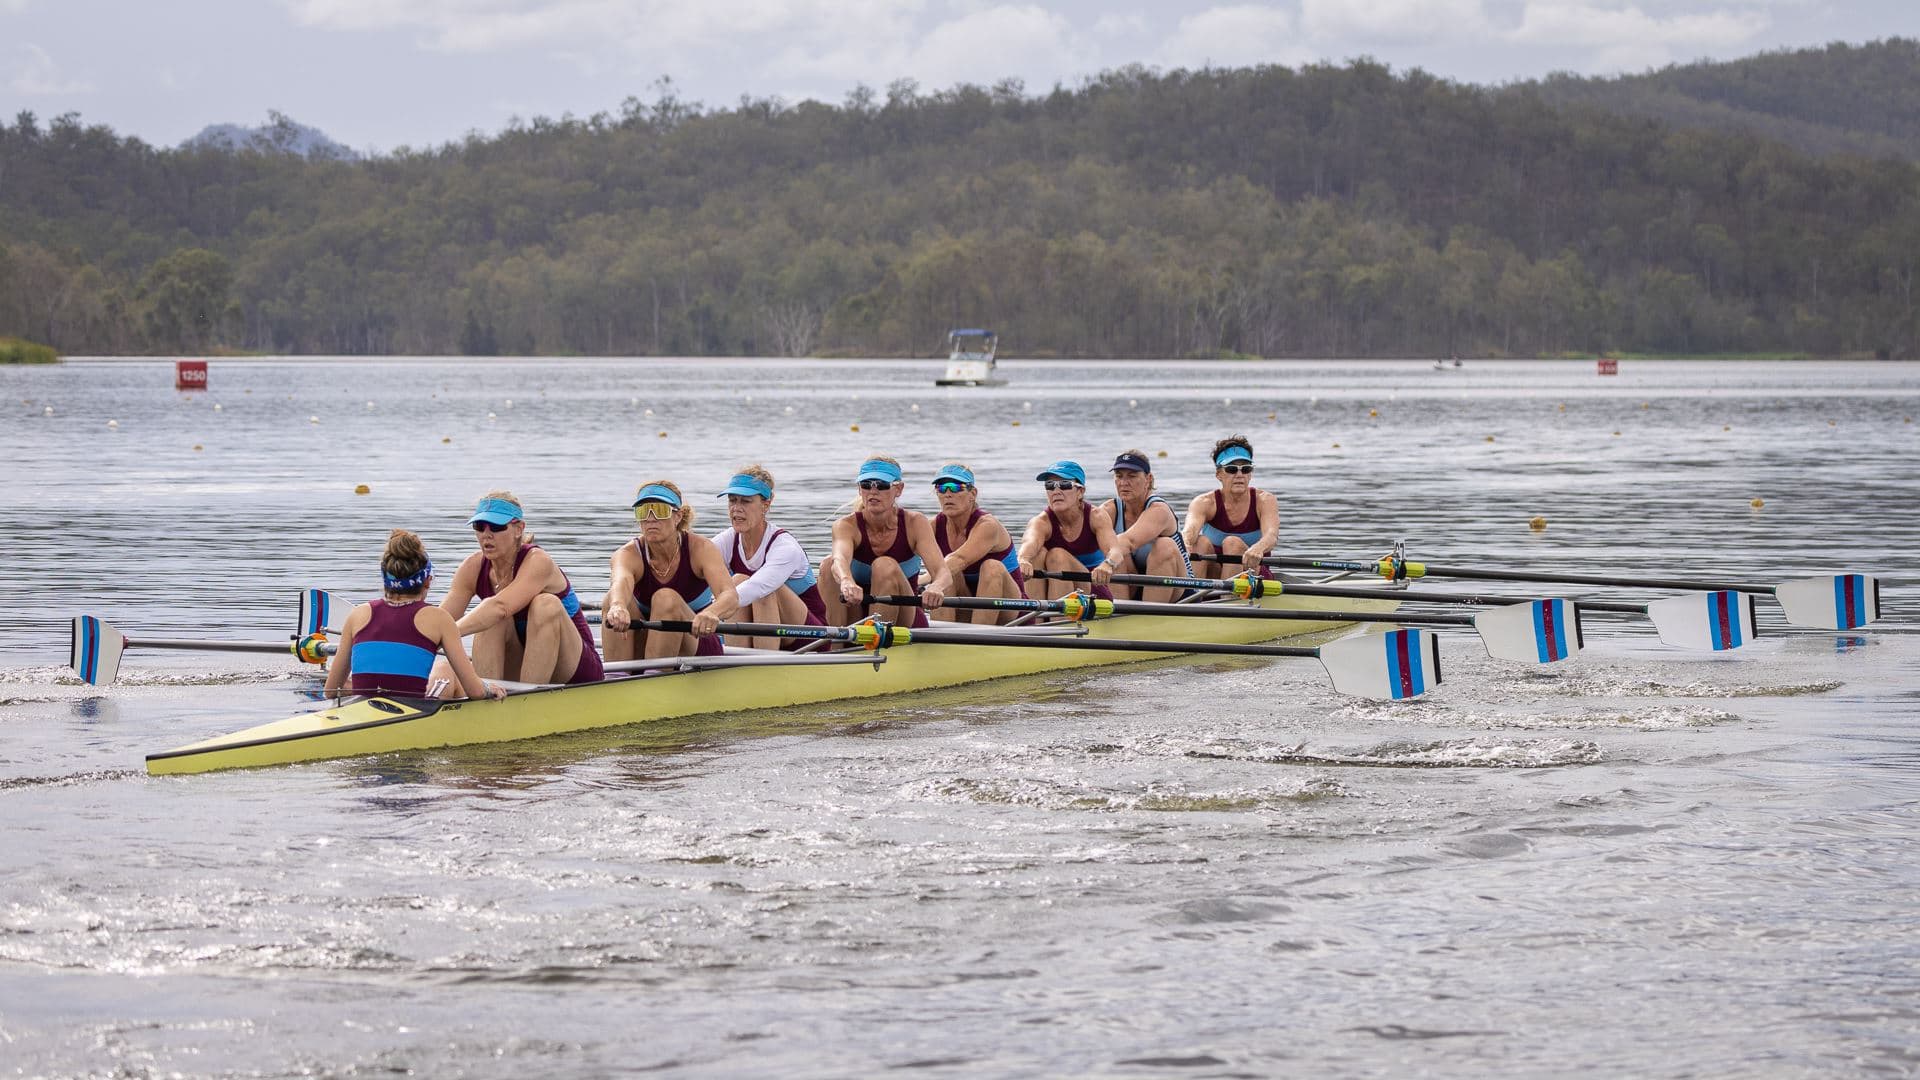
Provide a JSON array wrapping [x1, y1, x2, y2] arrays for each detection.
[[146, 592, 1398, 775]]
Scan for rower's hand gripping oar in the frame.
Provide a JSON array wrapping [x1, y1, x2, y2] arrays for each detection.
[[874, 589, 1582, 666], [69, 615, 336, 686], [1249, 555, 1881, 631], [1024, 571, 1582, 665], [643, 615, 1444, 700]]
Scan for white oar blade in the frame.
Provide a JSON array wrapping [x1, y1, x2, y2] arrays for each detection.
[[298, 588, 348, 637], [1774, 574, 1880, 630], [1645, 590, 1757, 651], [1318, 628, 1441, 699], [70, 616, 127, 685], [1472, 599, 1583, 664]]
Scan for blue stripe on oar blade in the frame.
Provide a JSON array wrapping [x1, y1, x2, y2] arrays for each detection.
[[72, 616, 97, 683], [1473, 600, 1581, 664], [1774, 574, 1879, 630]]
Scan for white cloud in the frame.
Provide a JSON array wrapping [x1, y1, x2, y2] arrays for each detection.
[[1301, 0, 1492, 43], [1159, 5, 1308, 70], [1508, 1, 1770, 70], [900, 5, 1084, 91], [9, 43, 92, 95], [0, 0, 32, 13]]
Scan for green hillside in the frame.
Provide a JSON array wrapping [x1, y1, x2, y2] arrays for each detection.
[[2, 49, 1917, 360]]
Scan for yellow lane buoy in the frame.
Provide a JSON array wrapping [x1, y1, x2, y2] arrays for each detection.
[[441, 436, 452, 444], [1528, 516, 1547, 532], [354, 484, 371, 495], [1368, 408, 1378, 418], [658, 431, 668, 438], [1750, 498, 1765, 509], [1011, 420, 1021, 427], [193, 444, 203, 451], [1331, 442, 1341, 449], [850, 424, 860, 432], [1613, 430, 1622, 436], [1156, 450, 1167, 458], [1484, 435, 1495, 443]]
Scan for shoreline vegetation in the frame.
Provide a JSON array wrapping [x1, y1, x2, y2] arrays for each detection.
[[0, 337, 58, 364], [51, 351, 1890, 364], [2, 42, 1917, 362]]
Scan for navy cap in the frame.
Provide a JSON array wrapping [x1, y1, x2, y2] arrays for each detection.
[[1111, 452, 1151, 473]]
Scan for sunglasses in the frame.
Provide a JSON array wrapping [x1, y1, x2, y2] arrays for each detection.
[[472, 520, 516, 533], [932, 480, 969, 494], [857, 479, 895, 491], [1041, 480, 1081, 492], [633, 501, 678, 521], [1220, 463, 1254, 475]]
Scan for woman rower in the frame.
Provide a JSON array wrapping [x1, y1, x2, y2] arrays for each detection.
[[1017, 460, 1119, 601], [928, 463, 1026, 625], [438, 492, 605, 689], [1098, 449, 1192, 603], [709, 465, 826, 649], [324, 529, 504, 703], [603, 481, 741, 660], [819, 456, 950, 627], [1183, 435, 1280, 576]]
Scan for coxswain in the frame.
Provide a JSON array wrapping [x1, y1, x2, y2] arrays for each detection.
[[438, 492, 606, 688], [1018, 460, 1118, 600], [325, 529, 504, 702], [819, 456, 950, 627], [928, 463, 1026, 625], [603, 481, 741, 660], [1183, 435, 1279, 576], [1098, 449, 1191, 603], [710, 465, 827, 650]]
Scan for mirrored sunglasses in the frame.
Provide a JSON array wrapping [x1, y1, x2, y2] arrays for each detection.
[[1220, 463, 1254, 475], [472, 520, 515, 533], [633, 501, 678, 521], [932, 480, 969, 494], [1041, 480, 1081, 492], [857, 479, 894, 491]]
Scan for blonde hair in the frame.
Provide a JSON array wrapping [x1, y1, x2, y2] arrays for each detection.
[[381, 529, 431, 596], [635, 479, 694, 534], [479, 489, 534, 543]]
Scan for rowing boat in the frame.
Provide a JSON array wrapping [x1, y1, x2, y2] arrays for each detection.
[[144, 585, 1400, 776]]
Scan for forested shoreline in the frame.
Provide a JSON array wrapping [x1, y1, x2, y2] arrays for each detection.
[[2, 41, 1917, 360]]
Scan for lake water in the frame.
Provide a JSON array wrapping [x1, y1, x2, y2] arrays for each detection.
[[1, 357, 1917, 1077]]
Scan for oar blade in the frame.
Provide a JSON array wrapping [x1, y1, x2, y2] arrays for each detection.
[[298, 588, 347, 637], [1472, 599, 1584, 664], [1774, 574, 1880, 630], [1318, 628, 1441, 700], [70, 616, 127, 685], [1645, 590, 1757, 651]]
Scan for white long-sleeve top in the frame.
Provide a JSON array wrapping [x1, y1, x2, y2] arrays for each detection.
[[710, 525, 814, 606]]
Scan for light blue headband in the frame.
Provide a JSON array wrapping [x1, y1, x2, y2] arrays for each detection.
[[1213, 445, 1254, 466], [856, 459, 903, 484], [632, 483, 683, 509], [717, 473, 774, 500]]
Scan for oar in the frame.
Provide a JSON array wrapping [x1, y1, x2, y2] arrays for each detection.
[[1226, 555, 1881, 631], [70, 616, 334, 686], [1033, 567, 1749, 652], [872, 592, 1581, 665], [641, 618, 1442, 700]]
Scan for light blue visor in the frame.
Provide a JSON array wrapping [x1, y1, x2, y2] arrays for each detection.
[[1213, 445, 1254, 466], [856, 459, 903, 484], [932, 464, 975, 487], [1034, 460, 1087, 485], [717, 473, 773, 499], [467, 497, 523, 526], [632, 483, 683, 509]]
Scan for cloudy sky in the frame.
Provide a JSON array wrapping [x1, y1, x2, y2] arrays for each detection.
[[4, 0, 1915, 153]]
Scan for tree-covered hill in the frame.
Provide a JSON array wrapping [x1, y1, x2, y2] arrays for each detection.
[[1524, 38, 1920, 163], [2, 44, 1917, 360]]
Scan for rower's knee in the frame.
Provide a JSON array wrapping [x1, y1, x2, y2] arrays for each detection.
[[1221, 537, 1249, 557], [650, 589, 694, 618], [526, 592, 566, 628], [869, 556, 908, 591]]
